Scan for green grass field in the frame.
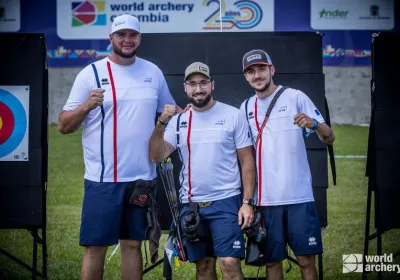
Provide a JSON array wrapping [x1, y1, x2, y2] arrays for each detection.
[[1, 125, 399, 280]]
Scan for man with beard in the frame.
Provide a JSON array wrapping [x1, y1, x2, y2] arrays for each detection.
[[239, 49, 335, 280], [149, 62, 256, 280], [58, 14, 179, 280]]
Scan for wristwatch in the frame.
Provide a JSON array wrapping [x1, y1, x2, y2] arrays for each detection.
[[242, 198, 256, 206]]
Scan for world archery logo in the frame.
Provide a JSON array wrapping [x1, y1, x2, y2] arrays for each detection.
[[203, 0, 263, 30], [71, 0, 106, 27]]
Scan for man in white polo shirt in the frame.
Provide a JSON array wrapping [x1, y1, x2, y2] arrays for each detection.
[[58, 14, 179, 280], [240, 49, 335, 280], [150, 62, 256, 280]]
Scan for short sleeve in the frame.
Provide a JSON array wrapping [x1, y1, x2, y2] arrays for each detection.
[[63, 67, 93, 111], [157, 72, 176, 113], [164, 115, 178, 149], [234, 110, 253, 149], [296, 90, 325, 123]]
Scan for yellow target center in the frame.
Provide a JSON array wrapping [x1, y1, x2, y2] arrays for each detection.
[[0, 116, 3, 130]]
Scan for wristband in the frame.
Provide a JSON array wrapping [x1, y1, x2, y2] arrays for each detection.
[[312, 119, 319, 130], [158, 117, 168, 126], [305, 119, 319, 137]]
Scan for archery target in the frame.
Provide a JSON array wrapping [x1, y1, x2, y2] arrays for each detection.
[[0, 86, 29, 161]]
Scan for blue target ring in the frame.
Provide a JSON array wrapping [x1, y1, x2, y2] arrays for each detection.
[[0, 88, 27, 158]]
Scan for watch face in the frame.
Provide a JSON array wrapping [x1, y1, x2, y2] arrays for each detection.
[[243, 198, 256, 206], [248, 199, 255, 206]]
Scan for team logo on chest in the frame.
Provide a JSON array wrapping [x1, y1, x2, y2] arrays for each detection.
[[101, 78, 109, 85], [215, 119, 225, 126], [180, 121, 188, 128], [248, 111, 254, 119], [278, 105, 287, 112], [144, 77, 152, 83]]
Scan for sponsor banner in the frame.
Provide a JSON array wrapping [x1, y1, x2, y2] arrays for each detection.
[[57, 0, 273, 39], [14, 0, 399, 66], [0, 0, 21, 32], [311, 0, 394, 30]]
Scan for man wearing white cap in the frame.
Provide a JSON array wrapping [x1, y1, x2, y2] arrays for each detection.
[[240, 49, 335, 280], [59, 14, 180, 280]]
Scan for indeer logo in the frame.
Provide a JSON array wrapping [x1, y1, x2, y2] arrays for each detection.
[[319, 9, 349, 19], [233, 240, 241, 249], [309, 237, 317, 246], [248, 111, 254, 119]]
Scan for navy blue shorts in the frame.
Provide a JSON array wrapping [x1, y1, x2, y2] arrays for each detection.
[[260, 202, 323, 263], [180, 194, 245, 262], [79, 179, 150, 246]]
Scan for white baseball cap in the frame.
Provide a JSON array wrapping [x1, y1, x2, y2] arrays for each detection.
[[111, 14, 140, 34]]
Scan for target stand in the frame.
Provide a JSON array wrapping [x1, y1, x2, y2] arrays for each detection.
[[0, 33, 48, 280], [363, 32, 400, 280]]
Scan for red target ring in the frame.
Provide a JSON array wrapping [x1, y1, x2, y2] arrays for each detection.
[[0, 101, 15, 144]]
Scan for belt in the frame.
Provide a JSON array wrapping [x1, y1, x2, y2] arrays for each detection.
[[184, 202, 213, 208]]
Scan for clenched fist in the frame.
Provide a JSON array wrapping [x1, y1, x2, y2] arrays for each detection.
[[85, 89, 105, 111], [293, 113, 314, 129], [159, 104, 177, 124]]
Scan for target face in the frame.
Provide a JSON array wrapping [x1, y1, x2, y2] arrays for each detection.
[[0, 86, 29, 161]]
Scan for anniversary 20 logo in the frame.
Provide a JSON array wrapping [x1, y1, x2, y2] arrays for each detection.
[[202, 0, 263, 30]]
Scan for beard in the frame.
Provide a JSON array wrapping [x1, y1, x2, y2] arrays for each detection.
[[252, 75, 272, 92], [188, 93, 212, 108], [112, 43, 137, 58]]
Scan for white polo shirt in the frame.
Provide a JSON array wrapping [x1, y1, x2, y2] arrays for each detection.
[[63, 57, 175, 182], [164, 102, 253, 203], [240, 86, 325, 206]]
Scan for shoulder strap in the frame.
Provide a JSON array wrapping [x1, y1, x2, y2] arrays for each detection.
[[90, 63, 105, 183], [245, 98, 250, 120], [254, 86, 289, 148], [244, 98, 254, 141], [175, 112, 186, 190], [91, 63, 101, 88], [176, 113, 183, 145]]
